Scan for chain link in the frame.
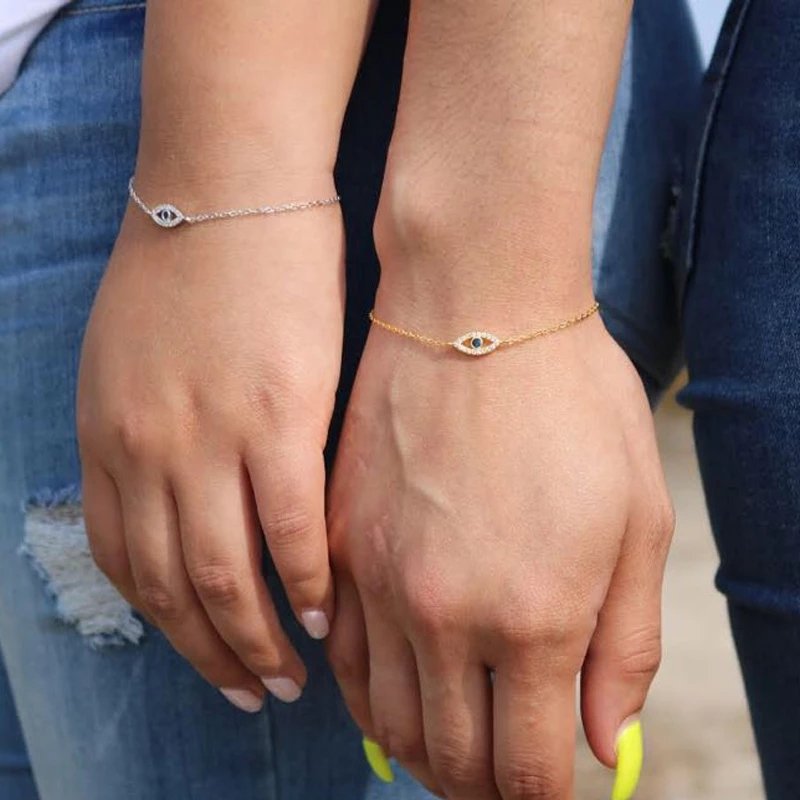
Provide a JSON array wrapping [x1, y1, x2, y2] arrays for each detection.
[[128, 177, 340, 227], [368, 301, 600, 353]]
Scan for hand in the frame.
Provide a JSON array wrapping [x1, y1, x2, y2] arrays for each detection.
[[77, 179, 342, 710], [326, 291, 673, 798]]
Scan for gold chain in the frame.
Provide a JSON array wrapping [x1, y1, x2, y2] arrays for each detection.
[[368, 300, 600, 357]]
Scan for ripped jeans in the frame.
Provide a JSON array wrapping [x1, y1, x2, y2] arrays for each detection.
[[0, 0, 700, 798]]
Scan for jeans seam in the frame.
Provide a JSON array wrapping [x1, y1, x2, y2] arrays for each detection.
[[680, 0, 754, 294], [62, 2, 145, 15], [717, 572, 800, 617]]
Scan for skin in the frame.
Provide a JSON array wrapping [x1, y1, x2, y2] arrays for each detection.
[[77, 0, 375, 708], [325, 1, 674, 798]]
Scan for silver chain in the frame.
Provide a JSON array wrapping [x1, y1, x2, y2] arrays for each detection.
[[128, 177, 340, 228]]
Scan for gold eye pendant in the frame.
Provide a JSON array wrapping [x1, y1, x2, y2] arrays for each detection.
[[451, 331, 501, 356]]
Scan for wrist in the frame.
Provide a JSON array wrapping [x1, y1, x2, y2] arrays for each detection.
[[114, 175, 344, 268], [374, 166, 595, 325], [136, 121, 339, 191]]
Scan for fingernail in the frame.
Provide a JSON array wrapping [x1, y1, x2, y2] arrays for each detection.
[[611, 717, 643, 800], [301, 609, 330, 640], [261, 676, 302, 703], [362, 737, 394, 783], [219, 688, 263, 713]]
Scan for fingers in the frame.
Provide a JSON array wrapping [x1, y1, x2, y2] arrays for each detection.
[[493, 658, 577, 800], [580, 493, 673, 772], [415, 641, 498, 800], [173, 462, 307, 701], [118, 466, 264, 704], [81, 461, 136, 603], [325, 575, 374, 735], [248, 440, 334, 640], [362, 602, 444, 796]]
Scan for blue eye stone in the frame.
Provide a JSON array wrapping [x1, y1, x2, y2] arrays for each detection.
[[452, 330, 500, 356], [151, 204, 185, 228]]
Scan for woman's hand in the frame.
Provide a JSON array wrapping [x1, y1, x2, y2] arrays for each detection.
[[326, 291, 673, 797], [77, 192, 343, 710], [75, 0, 374, 711], [324, 0, 669, 793]]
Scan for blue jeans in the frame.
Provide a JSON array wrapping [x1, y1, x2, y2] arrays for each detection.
[[677, 1, 800, 798], [0, 0, 700, 797]]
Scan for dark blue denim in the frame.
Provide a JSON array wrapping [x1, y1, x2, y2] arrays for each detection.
[[678, 1, 800, 797]]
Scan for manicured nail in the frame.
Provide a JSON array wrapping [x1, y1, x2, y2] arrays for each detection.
[[261, 676, 302, 703], [362, 737, 394, 783], [219, 688, 263, 713], [611, 717, 643, 800], [301, 609, 330, 639]]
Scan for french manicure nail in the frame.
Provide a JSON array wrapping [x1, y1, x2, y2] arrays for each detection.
[[362, 737, 394, 783], [611, 717, 643, 800], [261, 676, 302, 703], [219, 687, 263, 713], [301, 609, 330, 640]]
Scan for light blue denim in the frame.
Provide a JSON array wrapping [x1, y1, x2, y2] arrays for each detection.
[[0, 0, 701, 798]]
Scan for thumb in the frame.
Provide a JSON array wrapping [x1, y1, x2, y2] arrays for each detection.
[[581, 498, 673, 799], [248, 438, 334, 641]]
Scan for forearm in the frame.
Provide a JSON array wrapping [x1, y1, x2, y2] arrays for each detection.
[[135, 0, 375, 198], [376, 0, 632, 319]]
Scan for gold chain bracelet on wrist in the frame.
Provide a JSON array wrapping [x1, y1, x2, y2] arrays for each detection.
[[368, 300, 600, 357]]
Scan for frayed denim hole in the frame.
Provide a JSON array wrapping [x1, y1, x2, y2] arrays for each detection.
[[19, 488, 144, 648]]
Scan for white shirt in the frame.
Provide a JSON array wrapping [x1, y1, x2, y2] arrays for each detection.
[[0, 0, 71, 95]]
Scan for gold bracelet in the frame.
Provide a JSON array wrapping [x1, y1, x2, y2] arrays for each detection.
[[368, 300, 600, 357]]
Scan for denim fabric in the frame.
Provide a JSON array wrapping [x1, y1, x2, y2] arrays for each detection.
[[0, 0, 699, 797], [593, 0, 700, 396], [677, 1, 800, 797]]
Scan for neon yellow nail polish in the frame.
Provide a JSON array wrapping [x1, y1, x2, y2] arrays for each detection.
[[362, 737, 394, 783], [611, 719, 643, 800]]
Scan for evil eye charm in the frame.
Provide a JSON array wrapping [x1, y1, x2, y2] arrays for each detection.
[[151, 204, 185, 228], [452, 331, 501, 356]]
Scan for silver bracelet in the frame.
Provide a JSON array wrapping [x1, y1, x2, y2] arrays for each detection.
[[127, 177, 341, 228]]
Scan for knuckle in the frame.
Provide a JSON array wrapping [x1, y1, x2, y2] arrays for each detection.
[[114, 410, 160, 461], [496, 760, 561, 799], [407, 597, 449, 634], [264, 506, 318, 552], [429, 741, 489, 791], [499, 605, 588, 652], [136, 579, 183, 622], [247, 377, 331, 432], [407, 594, 456, 635], [491, 601, 593, 677], [617, 625, 662, 681], [401, 568, 463, 635], [187, 562, 243, 608]]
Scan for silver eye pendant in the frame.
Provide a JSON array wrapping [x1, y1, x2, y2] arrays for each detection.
[[151, 204, 185, 228]]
